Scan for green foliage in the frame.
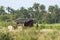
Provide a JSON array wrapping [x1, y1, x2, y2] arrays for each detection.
[[0, 30, 14, 40], [0, 24, 60, 40], [0, 27, 38, 40], [40, 24, 46, 29], [0, 2, 60, 40], [47, 31, 58, 40], [0, 15, 9, 21], [0, 21, 16, 27], [18, 29, 38, 40], [38, 30, 60, 40], [0, 3, 60, 23]]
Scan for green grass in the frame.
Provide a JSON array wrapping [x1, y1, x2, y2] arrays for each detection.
[[0, 26, 60, 40], [35, 24, 60, 30], [0, 21, 16, 28], [0, 22, 60, 40], [0, 21, 60, 29], [0, 27, 38, 40]]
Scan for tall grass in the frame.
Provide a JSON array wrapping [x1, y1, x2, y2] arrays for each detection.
[[0, 21, 16, 28], [38, 24, 60, 30], [38, 30, 60, 40], [0, 23, 60, 40], [0, 27, 38, 40]]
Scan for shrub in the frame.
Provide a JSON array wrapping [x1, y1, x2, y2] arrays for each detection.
[[40, 24, 45, 29], [0, 30, 14, 40], [0, 22, 16, 27]]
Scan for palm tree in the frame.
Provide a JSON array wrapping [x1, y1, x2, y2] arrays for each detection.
[[48, 5, 59, 23], [40, 4, 45, 11], [20, 7, 28, 18], [0, 6, 5, 15], [6, 7, 11, 14], [33, 3, 40, 11], [6, 7, 15, 14]]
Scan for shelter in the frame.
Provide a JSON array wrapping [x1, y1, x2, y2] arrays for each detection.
[[15, 18, 34, 26]]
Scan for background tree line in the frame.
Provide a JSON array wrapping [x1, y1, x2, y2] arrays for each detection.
[[0, 3, 60, 24]]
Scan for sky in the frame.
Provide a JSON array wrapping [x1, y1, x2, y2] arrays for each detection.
[[0, 0, 60, 10]]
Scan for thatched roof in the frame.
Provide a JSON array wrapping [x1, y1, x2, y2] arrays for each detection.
[[14, 18, 34, 24]]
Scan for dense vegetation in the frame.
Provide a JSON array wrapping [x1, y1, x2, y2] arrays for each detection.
[[0, 3, 60, 23], [0, 2, 60, 40], [0, 25, 60, 40]]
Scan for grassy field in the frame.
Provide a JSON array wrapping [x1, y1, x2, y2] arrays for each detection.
[[0, 22, 60, 40], [0, 27, 60, 40]]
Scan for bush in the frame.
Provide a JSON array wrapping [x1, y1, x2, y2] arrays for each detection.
[[0, 30, 14, 40], [17, 28, 38, 40], [0, 21, 16, 27], [40, 24, 45, 29], [0, 27, 38, 40]]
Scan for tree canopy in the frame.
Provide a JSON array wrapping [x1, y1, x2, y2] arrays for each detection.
[[0, 3, 60, 24]]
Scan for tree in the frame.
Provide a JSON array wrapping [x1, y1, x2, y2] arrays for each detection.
[[33, 3, 40, 11], [20, 7, 28, 18], [6, 7, 11, 14], [40, 4, 45, 11], [48, 6, 55, 13], [6, 7, 15, 15], [32, 3, 40, 23], [28, 7, 34, 18], [54, 5, 59, 23], [48, 5, 59, 23], [0, 6, 5, 15]]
